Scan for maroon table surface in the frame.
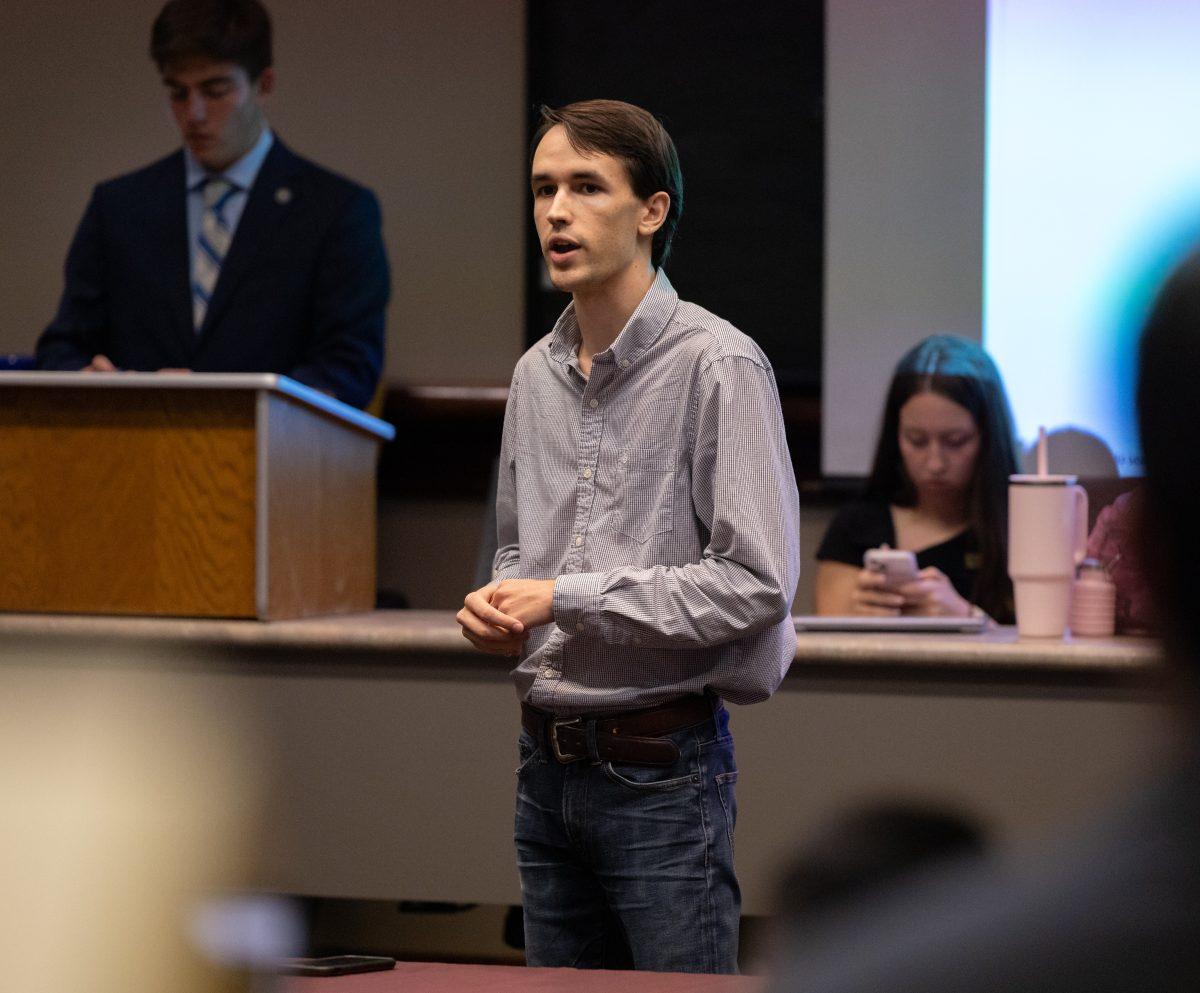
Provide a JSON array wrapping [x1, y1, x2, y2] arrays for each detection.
[[282, 961, 765, 993]]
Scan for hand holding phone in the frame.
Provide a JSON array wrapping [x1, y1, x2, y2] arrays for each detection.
[[862, 547, 919, 589]]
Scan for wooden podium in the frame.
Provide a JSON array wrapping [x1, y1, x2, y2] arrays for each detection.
[[0, 372, 395, 620]]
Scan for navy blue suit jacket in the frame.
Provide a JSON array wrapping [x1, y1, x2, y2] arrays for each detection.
[[36, 139, 389, 409]]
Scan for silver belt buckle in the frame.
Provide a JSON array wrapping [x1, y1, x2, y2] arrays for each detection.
[[549, 716, 583, 762]]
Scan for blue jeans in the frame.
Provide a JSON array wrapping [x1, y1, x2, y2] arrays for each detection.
[[514, 700, 740, 973]]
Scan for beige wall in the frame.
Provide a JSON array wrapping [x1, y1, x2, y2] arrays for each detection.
[[0, 0, 526, 383]]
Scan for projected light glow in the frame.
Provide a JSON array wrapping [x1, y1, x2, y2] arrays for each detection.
[[984, 0, 1200, 476]]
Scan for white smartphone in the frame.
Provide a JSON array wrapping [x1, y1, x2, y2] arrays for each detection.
[[863, 548, 919, 588]]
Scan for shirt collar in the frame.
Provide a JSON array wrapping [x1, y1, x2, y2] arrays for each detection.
[[185, 127, 275, 193], [548, 268, 679, 370]]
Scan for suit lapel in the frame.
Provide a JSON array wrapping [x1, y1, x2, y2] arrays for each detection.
[[145, 152, 196, 361], [197, 140, 299, 340]]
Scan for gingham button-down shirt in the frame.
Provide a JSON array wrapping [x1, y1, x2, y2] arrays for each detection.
[[495, 269, 800, 713]]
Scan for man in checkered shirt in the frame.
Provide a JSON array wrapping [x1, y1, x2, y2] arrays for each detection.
[[458, 99, 800, 974]]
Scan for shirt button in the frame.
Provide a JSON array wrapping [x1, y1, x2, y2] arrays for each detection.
[[582, 467, 593, 479], [620, 359, 630, 369], [576, 622, 585, 632], [589, 398, 599, 408], [543, 669, 560, 680], [574, 535, 583, 547]]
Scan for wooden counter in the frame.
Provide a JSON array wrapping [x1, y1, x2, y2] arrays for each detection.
[[0, 611, 1169, 914]]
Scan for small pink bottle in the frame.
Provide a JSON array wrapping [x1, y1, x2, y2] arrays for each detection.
[[1069, 558, 1116, 638]]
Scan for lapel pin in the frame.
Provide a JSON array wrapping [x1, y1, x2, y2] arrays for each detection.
[[275, 186, 293, 205]]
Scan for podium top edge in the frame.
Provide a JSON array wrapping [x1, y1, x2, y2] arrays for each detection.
[[0, 371, 396, 441]]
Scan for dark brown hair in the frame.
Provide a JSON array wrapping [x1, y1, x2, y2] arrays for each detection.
[[151, 0, 272, 80], [864, 335, 1020, 621], [532, 100, 683, 269]]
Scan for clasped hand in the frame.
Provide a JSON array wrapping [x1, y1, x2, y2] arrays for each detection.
[[457, 578, 556, 656], [850, 566, 971, 617]]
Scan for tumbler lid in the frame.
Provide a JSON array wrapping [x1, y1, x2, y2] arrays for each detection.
[[1009, 473, 1078, 485], [1077, 557, 1108, 578]]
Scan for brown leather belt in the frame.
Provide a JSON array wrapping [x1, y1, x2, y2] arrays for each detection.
[[521, 695, 715, 767]]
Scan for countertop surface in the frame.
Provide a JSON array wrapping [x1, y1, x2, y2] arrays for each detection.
[[0, 610, 1161, 685]]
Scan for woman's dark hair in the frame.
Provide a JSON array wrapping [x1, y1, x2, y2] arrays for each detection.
[[531, 100, 683, 270], [864, 335, 1019, 620], [150, 0, 272, 81]]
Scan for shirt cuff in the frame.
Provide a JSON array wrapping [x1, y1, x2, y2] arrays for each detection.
[[552, 572, 605, 635]]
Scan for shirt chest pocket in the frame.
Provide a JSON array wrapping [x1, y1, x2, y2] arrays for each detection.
[[615, 448, 676, 543]]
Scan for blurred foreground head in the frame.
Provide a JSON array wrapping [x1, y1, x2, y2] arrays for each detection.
[[776, 800, 987, 929], [1138, 252, 1200, 684], [0, 639, 273, 993]]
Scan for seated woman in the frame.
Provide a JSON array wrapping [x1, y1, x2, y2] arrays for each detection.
[[815, 335, 1018, 621]]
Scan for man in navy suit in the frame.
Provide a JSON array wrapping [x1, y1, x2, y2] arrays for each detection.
[[35, 0, 389, 410]]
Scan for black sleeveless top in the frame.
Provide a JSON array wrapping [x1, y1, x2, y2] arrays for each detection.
[[816, 500, 982, 604]]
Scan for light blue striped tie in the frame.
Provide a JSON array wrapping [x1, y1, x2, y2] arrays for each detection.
[[192, 177, 238, 331]]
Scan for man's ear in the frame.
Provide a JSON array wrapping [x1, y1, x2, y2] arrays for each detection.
[[255, 67, 276, 98], [638, 191, 670, 238]]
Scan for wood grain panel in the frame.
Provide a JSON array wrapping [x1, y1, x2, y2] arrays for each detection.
[[0, 387, 257, 617], [262, 394, 379, 620]]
